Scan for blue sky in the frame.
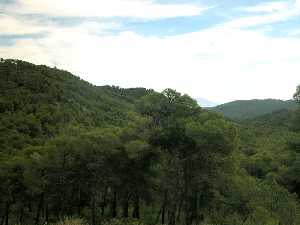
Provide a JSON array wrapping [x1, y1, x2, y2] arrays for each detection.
[[0, 0, 300, 104]]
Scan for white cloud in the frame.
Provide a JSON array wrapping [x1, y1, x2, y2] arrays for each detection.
[[5, 0, 207, 19], [0, 14, 47, 35], [288, 29, 300, 36], [0, 13, 121, 36], [1, 1, 300, 103], [1, 20, 300, 103], [231, 0, 300, 28], [239, 1, 290, 13]]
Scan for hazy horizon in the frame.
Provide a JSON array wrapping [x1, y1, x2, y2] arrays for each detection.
[[1, 0, 300, 103], [1, 57, 297, 106]]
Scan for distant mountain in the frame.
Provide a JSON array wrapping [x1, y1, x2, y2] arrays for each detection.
[[208, 99, 298, 120], [196, 97, 218, 107]]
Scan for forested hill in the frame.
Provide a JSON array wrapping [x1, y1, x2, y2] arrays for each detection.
[[1, 59, 300, 225], [0, 59, 152, 151], [208, 99, 298, 120]]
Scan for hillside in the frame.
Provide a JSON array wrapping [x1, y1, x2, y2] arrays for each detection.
[[208, 99, 298, 120], [1, 59, 300, 225], [0, 59, 152, 152]]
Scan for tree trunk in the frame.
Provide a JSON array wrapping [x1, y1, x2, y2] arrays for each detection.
[[168, 203, 177, 225], [61, 152, 67, 216], [176, 196, 183, 224], [162, 204, 166, 224], [91, 192, 96, 225], [35, 193, 44, 225], [101, 188, 107, 216], [101, 203, 105, 216], [4, 202, 9, 225], [28, 202, 32, 213], [0, 215, 4, 225], [132, 193, 140, 219], [122, 192, 129, 218], [183, 163, 191, 225], [78, 188, 81, 217], [45, 203, 49, 224], [192, 191, 198, 225], [111, 190, 117, 218], [162, 190, 169, 224], [155, 205, 163, 224], [19, 206, 24, 225], [168, 209, 176, 225]]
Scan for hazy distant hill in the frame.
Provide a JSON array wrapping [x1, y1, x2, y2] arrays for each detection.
[[208, 99, 298, 120]]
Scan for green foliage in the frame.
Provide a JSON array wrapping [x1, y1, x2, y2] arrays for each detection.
[[0, 59, 150, 153], [1, 59, 300, 225]]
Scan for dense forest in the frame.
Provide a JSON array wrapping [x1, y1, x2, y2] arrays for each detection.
[[0, 59, 300, 225]]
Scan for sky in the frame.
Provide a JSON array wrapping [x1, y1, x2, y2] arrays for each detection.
[[0, 0, 300, 104]]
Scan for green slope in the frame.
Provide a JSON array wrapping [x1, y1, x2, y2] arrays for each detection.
[[208, 99, 298, 120], [0, 59, 152, 152], [1, 59, 300, 225]]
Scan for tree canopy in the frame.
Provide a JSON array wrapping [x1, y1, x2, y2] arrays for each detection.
[[0, 59, 300, 225]]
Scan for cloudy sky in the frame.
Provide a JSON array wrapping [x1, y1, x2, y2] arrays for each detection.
[[1, 0, 300, 104]]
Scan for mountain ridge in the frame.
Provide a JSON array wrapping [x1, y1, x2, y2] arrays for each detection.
[[207, 98, 298, 120]]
